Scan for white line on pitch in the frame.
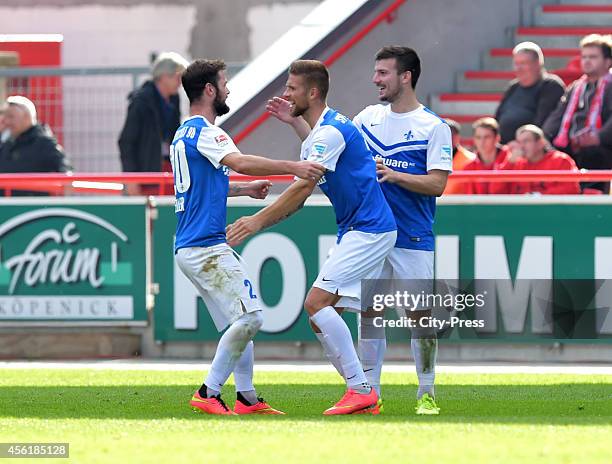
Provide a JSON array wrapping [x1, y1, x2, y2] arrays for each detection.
[[0, 360, 611, 375]]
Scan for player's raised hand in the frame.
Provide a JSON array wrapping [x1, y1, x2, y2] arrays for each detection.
[[266, 96, 295, 124], [293, 161, 325, 180], [226, 216, 262, 247], [376, 158, 396, 183], [247, 180, 272, 199]]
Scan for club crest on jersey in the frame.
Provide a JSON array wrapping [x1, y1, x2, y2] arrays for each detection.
[[214, 134, 229, 147], [404, 130, 413, 141]]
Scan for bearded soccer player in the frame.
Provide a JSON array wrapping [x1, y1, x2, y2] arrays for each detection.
[[174, 59, 325, 415], [227, 60, 397, 415], [267, 47, 451, 415]]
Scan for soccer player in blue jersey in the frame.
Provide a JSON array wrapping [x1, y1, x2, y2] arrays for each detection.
[[227, 60, 397, 415], [266, 47, 452, 415], [174, 59, 326, 416]]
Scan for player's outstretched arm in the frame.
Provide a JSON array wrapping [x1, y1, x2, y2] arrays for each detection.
[[228, 180, 272, 199], [226, 178, 317, 246], [266, 97, 311, 141], [376, 158, 449, 196], [222, 152, 324, 180]]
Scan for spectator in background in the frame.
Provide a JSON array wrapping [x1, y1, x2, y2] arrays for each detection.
[[0, 96, 69, 196], [495, 42, 565, 144], [544, 34, 612, 193], [0, 104, 10, 149], [505, 124, 580, 195], [443, 118, 476, 194], [463, 117, 512, 194], [118, 52, 188, 194]]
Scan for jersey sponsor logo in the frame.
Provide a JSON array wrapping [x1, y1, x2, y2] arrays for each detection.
[[375, 154, 411, 170], [441, 145, 452, 162], [214, 134, 229, 147]]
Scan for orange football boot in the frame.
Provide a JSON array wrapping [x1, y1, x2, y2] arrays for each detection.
[[234, 397, 285, 415], [190, 391, 236, 415], [323, 388, 378, 416]]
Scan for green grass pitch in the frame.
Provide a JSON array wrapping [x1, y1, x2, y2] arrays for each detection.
[[1, 369, 611, 463]]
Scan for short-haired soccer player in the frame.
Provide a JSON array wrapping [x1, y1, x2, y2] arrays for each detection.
[[267, 47, 452, 415], [227, 60, 397, 415]]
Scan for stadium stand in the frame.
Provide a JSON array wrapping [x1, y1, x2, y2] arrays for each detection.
[[435, 1, 612, 149]]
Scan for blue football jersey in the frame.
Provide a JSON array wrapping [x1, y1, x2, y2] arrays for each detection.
[[300, 107, 396, 242], [353, 104, 453, 251], [171, 115, 239, 252]]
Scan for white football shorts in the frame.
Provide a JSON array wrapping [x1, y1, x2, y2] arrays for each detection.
[[313, 229, 397, 311], [175, 243, 260, 332]]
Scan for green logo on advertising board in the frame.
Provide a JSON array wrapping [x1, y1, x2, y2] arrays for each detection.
[[0, 201, 148, 322]]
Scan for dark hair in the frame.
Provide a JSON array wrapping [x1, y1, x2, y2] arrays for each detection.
[[288, 60, 330, 100], [445, 118, 461, 135], [375, 46, 421, 88], [181, 59, 226, 105]]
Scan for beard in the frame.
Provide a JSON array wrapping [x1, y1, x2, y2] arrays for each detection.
[[379, 84, 402, 103], [291, 102, 308, 118], [213, 93, 230, 116]]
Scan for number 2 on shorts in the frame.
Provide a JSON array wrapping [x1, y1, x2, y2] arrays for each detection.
[[243, 279, 257, 299]]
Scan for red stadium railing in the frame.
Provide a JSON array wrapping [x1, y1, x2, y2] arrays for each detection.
[[0, 172, 294, 196], [0, 171, 611, 197]]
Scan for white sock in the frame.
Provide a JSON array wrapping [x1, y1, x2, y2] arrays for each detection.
[[234, 340, 255, 393], [310, 306, 369, 390], [205, 312, 263, 393], [411, 336, 437, 399], [315, 332, 345, 379], [358, 314, 386, 396], [358, 338, 385, 396]]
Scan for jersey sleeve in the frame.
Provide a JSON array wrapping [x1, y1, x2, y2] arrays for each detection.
[[195, 126, 240, 168], [427, 123, 453, 172], [352, 109, 366, 137], [303, 125, 346, 172]]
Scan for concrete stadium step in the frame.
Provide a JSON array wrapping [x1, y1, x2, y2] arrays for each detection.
[[515, 27, 612, 49], [535, 4, 612, 27], [458, 71, 512, 93], [439, 114, 491, 137], [483, 48, 579, 71], [458, 69, 581, 93], [430, 94, 501, 115]]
